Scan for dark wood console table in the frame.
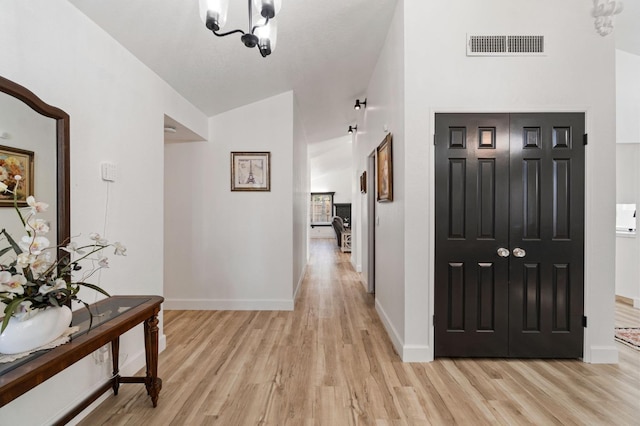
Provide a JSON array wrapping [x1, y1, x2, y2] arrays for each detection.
[[0, 295, 164, 424]]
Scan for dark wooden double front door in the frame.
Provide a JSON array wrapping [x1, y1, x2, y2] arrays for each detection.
[[434, 113, 585, 358]]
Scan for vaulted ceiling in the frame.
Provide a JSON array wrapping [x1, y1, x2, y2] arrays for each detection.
[[69, 1, 637, 146], [69, 0, 398, 144]]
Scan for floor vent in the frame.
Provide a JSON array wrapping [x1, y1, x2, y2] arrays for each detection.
[[467, 35, 545, 56]]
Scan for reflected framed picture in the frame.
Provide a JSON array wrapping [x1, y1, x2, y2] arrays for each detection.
[[230, 151, 271, 191], [0, 145, 34, 206], [376, 134, 393, 202]]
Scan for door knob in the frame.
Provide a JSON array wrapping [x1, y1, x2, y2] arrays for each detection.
[[497, 248, 510, 258], [513, 247, 526, 258]]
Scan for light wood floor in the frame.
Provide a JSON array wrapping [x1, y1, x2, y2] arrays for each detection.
[[81, 239, 640, 425]]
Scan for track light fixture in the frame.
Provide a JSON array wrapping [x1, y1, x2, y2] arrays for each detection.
[[199, 0, 281, 57], [348, 125, 358, 134], [354, 98, 367, 110]]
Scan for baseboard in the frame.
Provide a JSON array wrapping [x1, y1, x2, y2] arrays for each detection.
[[587, 345, 619, 364], [293, 264, 307, 302], [402, 345, 432, 362], [164, 298, 294, 311], [375, 298, 404, 359]]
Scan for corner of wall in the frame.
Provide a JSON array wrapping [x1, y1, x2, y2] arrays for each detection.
[[586, 345, 619, 364]]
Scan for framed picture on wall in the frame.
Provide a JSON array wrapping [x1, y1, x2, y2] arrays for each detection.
[[376, 134, 393, 202], [230, 151, 271, 191], [0, 145, 34, 206], [360, 171, 367, 193]]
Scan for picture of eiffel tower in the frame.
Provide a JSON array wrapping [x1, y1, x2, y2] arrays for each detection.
[[246, 160, 256, 184], [231, 153, 270, 191]]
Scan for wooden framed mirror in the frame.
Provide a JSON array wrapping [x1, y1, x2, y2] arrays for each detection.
[[0, 75, 70, 252]]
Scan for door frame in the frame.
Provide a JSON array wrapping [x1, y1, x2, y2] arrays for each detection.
[[367, 152, 376, 293], [427, 106, 598, 362]]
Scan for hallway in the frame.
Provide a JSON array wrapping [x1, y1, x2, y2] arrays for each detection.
[[82, 239, 640, 425]]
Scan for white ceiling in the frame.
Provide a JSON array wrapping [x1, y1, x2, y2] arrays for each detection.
[[68, 0, 398, 144], [68, 1, 637, 145]]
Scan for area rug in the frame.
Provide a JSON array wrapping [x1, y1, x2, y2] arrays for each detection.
[[614, 327, 640, 350]]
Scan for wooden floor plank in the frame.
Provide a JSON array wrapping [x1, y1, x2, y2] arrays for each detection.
[[80, 239, 640, 425]]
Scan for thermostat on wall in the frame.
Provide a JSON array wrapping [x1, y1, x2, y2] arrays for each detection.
[[101, 162, 118, 182]]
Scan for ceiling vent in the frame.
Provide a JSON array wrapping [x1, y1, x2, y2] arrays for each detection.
[[467, 35, 545, 56]]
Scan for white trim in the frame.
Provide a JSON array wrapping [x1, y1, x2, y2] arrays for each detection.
[[375, 298, 404, 359], [634, 298, 640, 309], [293, 264, 307, 302], [587, 345, 619, 364], [376, 299, 431, 362], [164, 298, 294, 311], [402, 345, 432, 362], [428, 107, 607, 363]]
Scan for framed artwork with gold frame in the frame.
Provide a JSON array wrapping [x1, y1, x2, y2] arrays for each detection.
[[230, 151, 271, 191], [0, 145, 34, 206], [376, 134, 393, 202]]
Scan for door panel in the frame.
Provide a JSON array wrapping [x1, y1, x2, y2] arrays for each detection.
[[435, 114, 510, 357], [508, 113, 584, 358], [435, 112, 585, 358]]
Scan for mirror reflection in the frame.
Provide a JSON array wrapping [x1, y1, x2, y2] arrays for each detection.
[[0, 92, 58, 248]]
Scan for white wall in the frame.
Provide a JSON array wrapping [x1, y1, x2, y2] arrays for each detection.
[[0, 1, 207, 423], [354, 0, 619, 363], [615, 144, 639, 306], [309, 136, 353, 203], [164, 91, 301, 310], [293, 94, 309, 297], [353, 0, 407, 356], [616, 50, 640, 144], [614, 50, 640, 307]]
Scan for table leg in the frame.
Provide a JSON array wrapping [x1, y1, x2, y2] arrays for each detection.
[[143, 309, 162, 407], [111, 338, 120, 395]]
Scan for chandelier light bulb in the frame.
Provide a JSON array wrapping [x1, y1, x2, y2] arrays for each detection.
[[254, 0, 282, 19], [199, 0, 229, 31]]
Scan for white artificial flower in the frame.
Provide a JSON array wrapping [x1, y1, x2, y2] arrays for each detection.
[[89, 233, 109, 245], [14, 300, 34, 321], [61, 241, 85, 255], [14, 175, 22, 181], [38, 278, 65, 295], [16, 252, 36, 269], [26, 218, 50, 235], [19, 235, 50, 255], [30, 252, 53, 277], [98, 256, 110, 268], [113, 242, 127, 256], [0, 271, 11, 284], [0, 274, 26, 294], [26, 195, 49, 213], [0, 181, 8, 193]]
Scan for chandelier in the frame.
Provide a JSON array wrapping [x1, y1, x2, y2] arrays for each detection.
[[592, 0, 624, 36], [199, 0, 282, 57]]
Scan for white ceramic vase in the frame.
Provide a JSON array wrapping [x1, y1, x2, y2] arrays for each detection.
[[0, 305, 72, 355]]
